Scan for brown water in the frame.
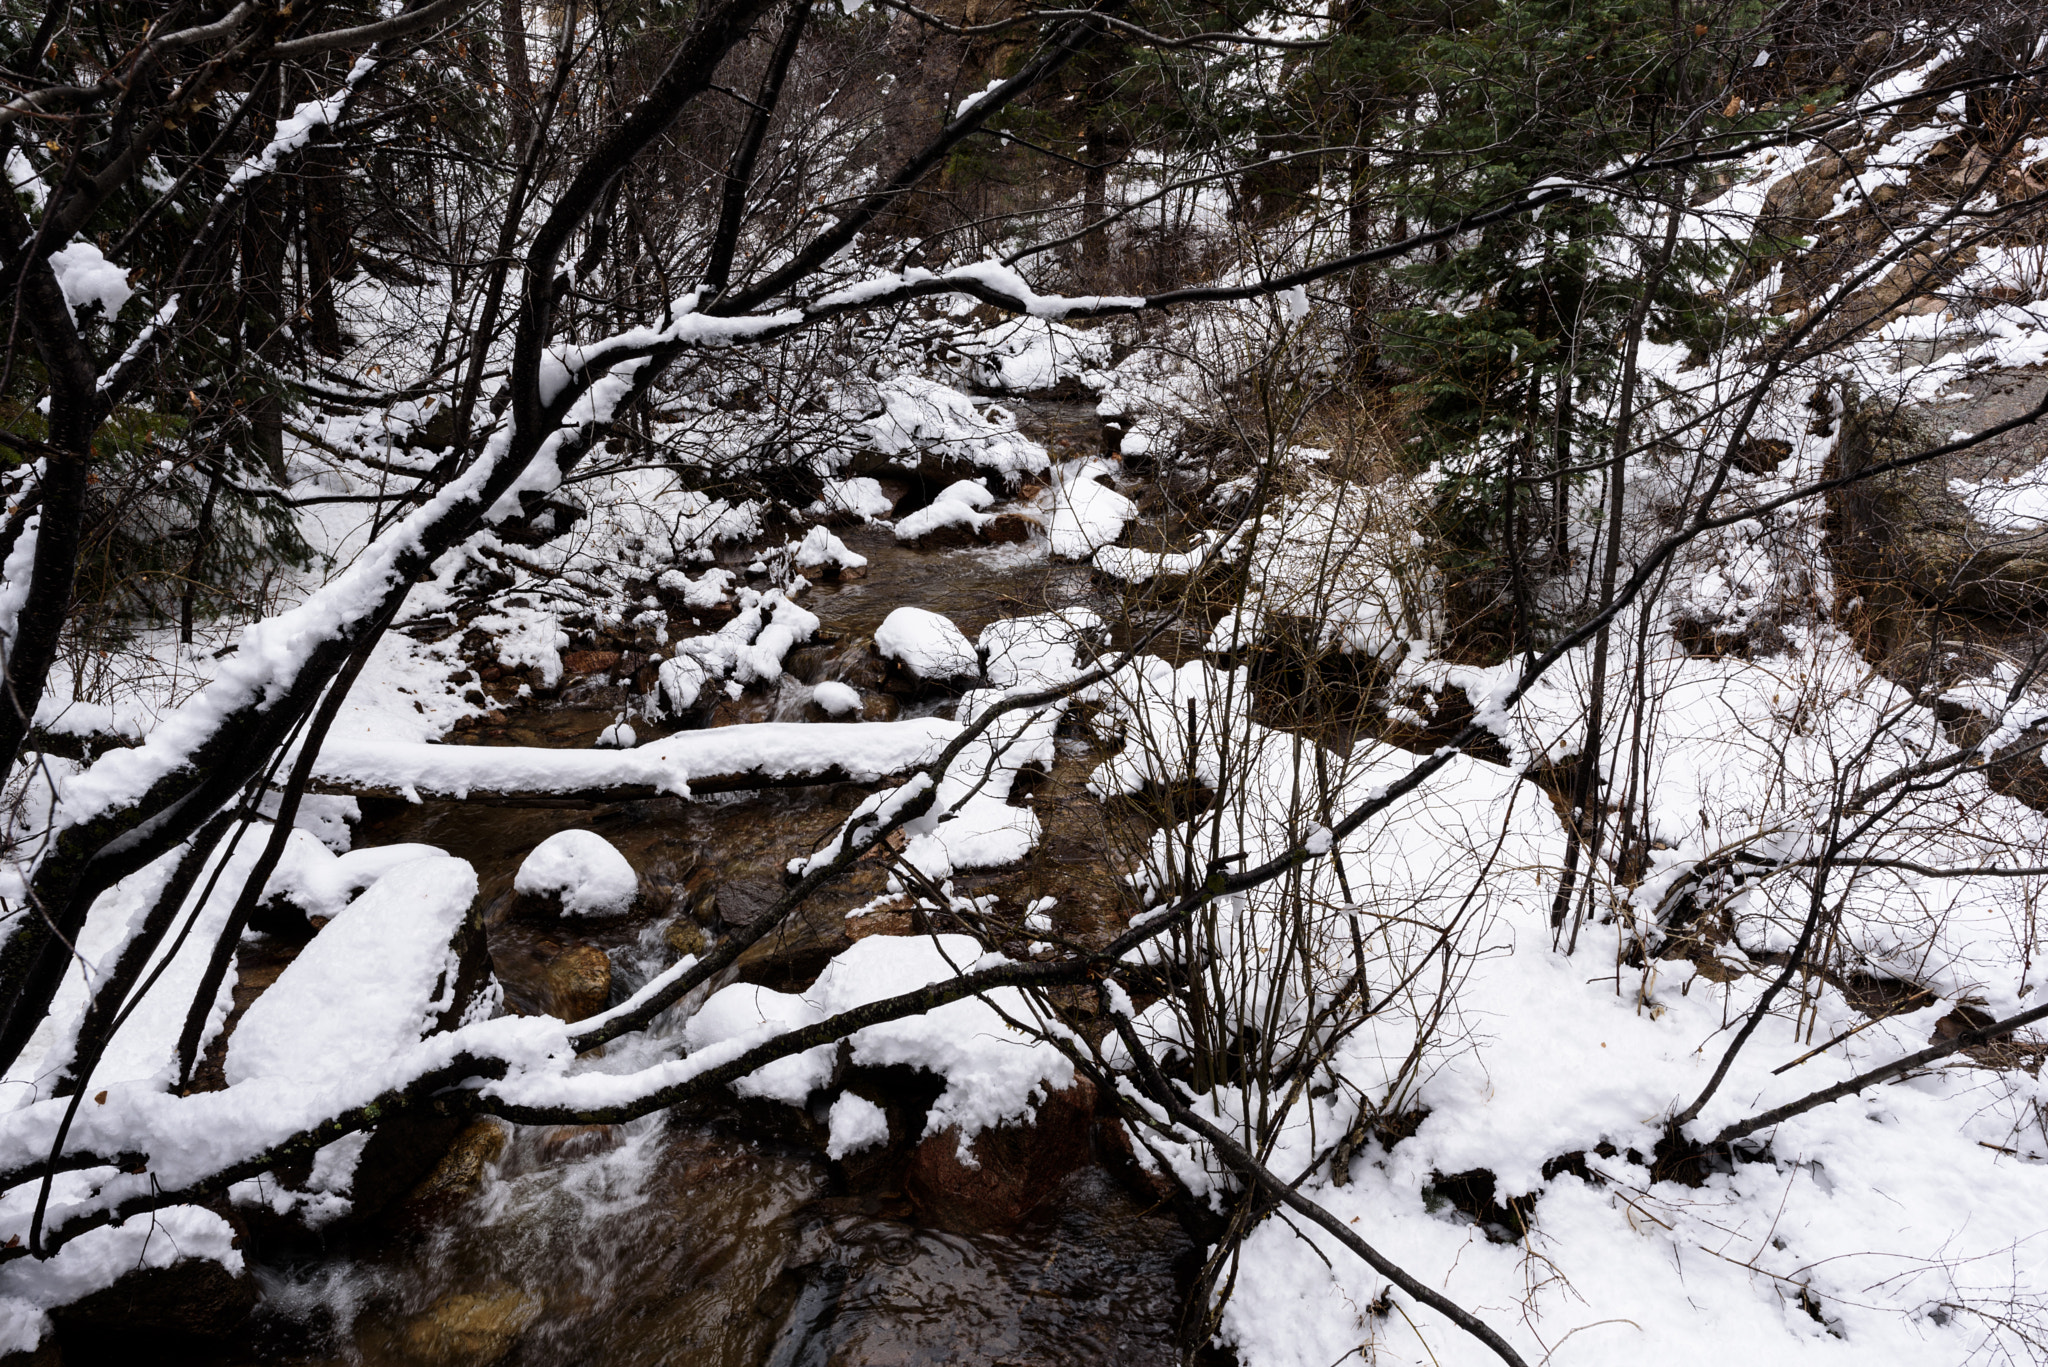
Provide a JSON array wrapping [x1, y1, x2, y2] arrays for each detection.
[[215, 438, 1204, 1366]]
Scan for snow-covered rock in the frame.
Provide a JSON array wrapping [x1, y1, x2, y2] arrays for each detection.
[[1044, 459, 1135, 559], [892, 478, 998, 544], [812, 681, 861, 715], [874, 608, 981, 685], [862, 376, 1048, 482], [227, 852, 484, 1088], [952, 315, 1110, 393], [807, 476, 897, 521], [684, 934, 1072, 1148], [514, 830, 638, 916], [794, 524, 869, 577]]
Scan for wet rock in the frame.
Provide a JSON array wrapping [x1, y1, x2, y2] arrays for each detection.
[[905, 1078, 1098, 1230], [982, 511, 1042, 543], [900, 520, 979, 551], [732, 894, 854, 993], [859, 692, 900, 723], [397, 1289, 541, 1367], [50, 1251, 257, 1349], [538, 1124, 625, 1163], [708, 694, 776, 727], [711, 876, 785, 928], [406, 1120, 508, 1206], [665, 917, 707, 958], [545, 944, 613, 1022]]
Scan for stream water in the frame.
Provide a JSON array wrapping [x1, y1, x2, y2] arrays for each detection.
[[200, 409, 1208, 1367]]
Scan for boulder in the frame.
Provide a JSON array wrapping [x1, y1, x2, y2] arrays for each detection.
[[904, 1078, 1098, 1230], [873, 607, 982, 693], [513, 830, 639, 917], [545, 944, 613, 1021], [406, 1120, 509, 1207], [49, 1251, 257, 1349], [225, 852, 496, 1230], [397, 1290, 541, 1367]]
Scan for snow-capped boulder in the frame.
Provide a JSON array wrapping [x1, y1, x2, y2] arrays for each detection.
[[873, 608, 982, 690], [812, 681, 861, 716], [514, 830, 639, 917]]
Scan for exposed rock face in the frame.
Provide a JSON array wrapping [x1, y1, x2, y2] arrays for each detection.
[[1828, 394, 2048, 647], [1758, 153, 1851, 241], [545, 943, 613, 1021], [904, 1079, 1099, 1231]]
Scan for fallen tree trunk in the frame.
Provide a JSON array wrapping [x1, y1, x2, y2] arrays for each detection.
[[302, 718, 959, 803]]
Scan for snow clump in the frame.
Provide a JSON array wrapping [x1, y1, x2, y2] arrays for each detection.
[[892, 478, 995, 543], [812, 681, 861, 715], [826, 1093, 891, 1158], [48, 242, 133, 322], [515, 830, 638, 916], [794, 524, 868, 573]]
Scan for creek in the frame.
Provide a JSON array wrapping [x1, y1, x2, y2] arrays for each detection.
[[197, 409, 1212, 1367]]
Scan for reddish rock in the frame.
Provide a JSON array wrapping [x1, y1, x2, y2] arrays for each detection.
[[538, 1124, 625, 1163], [903, 521, 978, 551], [560, 650, 622, 677], [982, 512, 1042, 544], [905, 1078, 1097, 1230]]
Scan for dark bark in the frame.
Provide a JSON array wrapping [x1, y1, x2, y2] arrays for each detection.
[[704, 0, 814, 300], [0, 261, 99, 792]]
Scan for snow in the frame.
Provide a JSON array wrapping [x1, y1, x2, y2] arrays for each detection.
[[794, 524, 868, 572], [1952, 461, 2048, 531], [683, 935, 1073, 1149], [892, 478, 997, 542], [808, 476, 895, 520], [264, 835, 446, 921], [225, 852, 477, 1088], [311, 717, 958, 799], [46, 242, 132, 323], [514, 830, 638, 916], [873, 607, 981, 682], [950, 315, 1110, 392], [812, 680, 861, 715], [862, 375, 1049, 481], [657, 586, 818, 712], [1043, 458, 1136, 559], [826, 1092, 890, 1158]]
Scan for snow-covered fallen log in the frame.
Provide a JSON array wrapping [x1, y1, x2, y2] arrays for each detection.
[[304, 718, 959, 802]]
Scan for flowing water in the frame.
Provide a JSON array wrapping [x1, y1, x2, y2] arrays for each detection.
[[206, 423, 1208, 1366]]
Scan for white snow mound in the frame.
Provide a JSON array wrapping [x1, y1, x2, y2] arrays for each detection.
[[514, 830, 639, 916]]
